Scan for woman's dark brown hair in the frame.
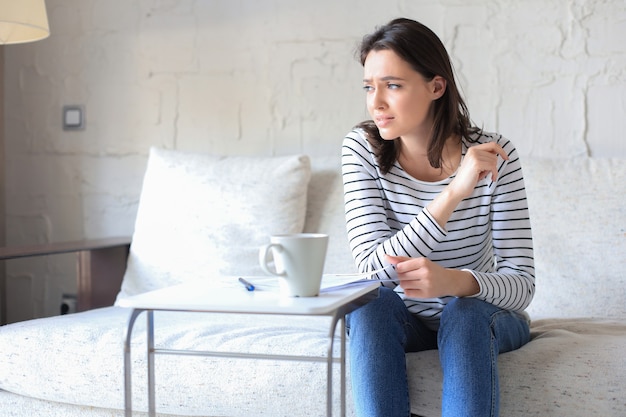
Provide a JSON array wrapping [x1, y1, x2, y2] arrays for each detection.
[[356, 18, 477, 173]]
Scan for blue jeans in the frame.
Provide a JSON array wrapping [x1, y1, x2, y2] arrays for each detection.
[[346, 287, 530, 417]]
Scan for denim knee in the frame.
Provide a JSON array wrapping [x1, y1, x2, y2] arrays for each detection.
[[438, 297, 530, 353], [438, 298, 495, 344], [346, 286, 403, 334], [440, 297, 494, 325]]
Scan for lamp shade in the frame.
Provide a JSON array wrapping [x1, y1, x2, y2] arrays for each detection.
[[0, 0, 49, 45]]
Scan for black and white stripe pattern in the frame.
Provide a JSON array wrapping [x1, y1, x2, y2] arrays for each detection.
[[342, 129, 535, 330]]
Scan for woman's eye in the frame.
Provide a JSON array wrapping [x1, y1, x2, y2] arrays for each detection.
[[363, 85, 373, 92], [387, 83, 401, 89]]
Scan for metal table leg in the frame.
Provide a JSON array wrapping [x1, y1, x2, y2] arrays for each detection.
[[340, 317, 347, 417], [147, 310, 156, 417], [327, 312, 348, 417], [124, 309, 144, 417]]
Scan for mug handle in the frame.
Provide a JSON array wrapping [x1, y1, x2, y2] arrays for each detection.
[[259, 243, 286, 276]]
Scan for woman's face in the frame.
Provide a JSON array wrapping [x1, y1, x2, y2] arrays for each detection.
[[363, 49, 444, 141]]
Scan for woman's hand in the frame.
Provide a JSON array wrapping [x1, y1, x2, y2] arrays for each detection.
[[425, 142, 509, 230], [386, 255, 479, 298], [449, 142, 509, 200]]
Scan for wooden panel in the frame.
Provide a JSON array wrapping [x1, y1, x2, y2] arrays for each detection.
[[77, 244, 130, 311], [0, 237, 131, 323], [0, 47, 5, 326], [0, 237, 131, 260]]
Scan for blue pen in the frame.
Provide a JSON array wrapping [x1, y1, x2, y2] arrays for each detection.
[[238, 277, 255, 291]]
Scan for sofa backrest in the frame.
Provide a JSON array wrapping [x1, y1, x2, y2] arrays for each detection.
[[306, 156, 626, 320], [303, 156, 356, 274], [522, 157, 626, 319], [115, 149, 625, 320]]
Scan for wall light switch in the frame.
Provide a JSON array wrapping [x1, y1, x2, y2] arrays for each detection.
[[63, 105, 85, 130]]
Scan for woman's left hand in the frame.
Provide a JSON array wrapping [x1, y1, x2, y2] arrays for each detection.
[[449, 142, 509, 199], [386, 255, 479, 298]]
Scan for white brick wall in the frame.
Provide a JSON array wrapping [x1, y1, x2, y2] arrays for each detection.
[[3, 0, 625, 321]]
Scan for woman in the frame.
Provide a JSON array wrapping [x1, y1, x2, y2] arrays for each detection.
[[342, 18, 535, 417]]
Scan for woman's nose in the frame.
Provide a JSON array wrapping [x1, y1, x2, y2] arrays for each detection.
[[370, 90, 386, 110]]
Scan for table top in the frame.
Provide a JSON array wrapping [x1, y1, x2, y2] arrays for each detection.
[[117, 275, 380, 315]]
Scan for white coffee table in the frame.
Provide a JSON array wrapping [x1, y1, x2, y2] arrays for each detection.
[[118, 276, 379, 417]]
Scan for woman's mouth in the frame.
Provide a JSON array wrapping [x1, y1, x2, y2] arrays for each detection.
[[375, 116, 394, 128]]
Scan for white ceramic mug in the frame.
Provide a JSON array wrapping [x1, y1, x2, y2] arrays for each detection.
[[258, 233, 329, 297]]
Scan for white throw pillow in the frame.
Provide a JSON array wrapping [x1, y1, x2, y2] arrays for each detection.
[[115, 147, 311, 302]]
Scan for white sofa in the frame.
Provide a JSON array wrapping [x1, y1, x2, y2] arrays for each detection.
[[0, 147, 625, 417]]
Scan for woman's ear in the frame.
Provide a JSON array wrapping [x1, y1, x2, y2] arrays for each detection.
[[431, 76, 447, 99]]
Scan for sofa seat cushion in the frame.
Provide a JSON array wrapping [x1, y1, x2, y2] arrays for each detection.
[[0, 390, 132, 417], [0, 302, 354, 417], [116, 148, 311, 301], [406, 317, 626, 417], [2, 300, 625, 417]]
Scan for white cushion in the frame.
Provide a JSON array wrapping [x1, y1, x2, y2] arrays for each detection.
[[115, 148, 311, 301]]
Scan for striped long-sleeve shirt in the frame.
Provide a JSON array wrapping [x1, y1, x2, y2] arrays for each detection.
[[342, 129, 535, 330]]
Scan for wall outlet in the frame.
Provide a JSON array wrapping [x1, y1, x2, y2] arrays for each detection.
[[60, 294, 77, 315]]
